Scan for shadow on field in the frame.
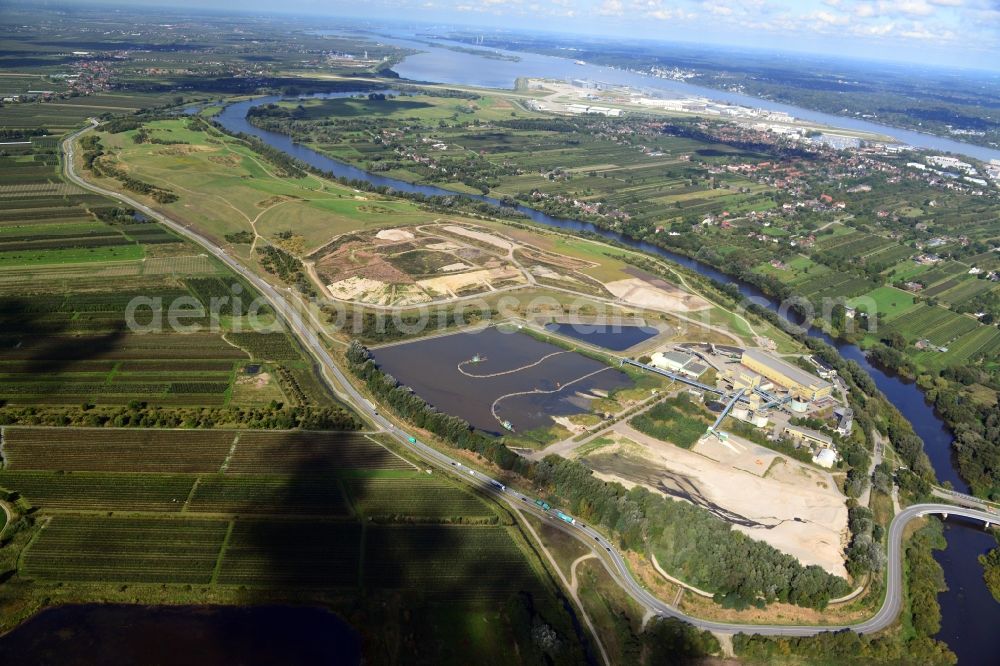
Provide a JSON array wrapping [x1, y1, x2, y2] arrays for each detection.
[[0, 295, 127, 401], [221, 429, 597, 664]]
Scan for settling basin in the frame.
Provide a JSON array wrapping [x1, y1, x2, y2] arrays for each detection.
[[371, 327, 631, 435]]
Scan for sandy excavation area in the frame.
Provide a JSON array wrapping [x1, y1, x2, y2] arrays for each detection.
[[375, 228, 415, 242], [581, 424, 849, 578], [442, 225, 514, 251], [604, 277, 710, 312]]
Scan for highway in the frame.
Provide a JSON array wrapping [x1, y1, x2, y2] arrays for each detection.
[[63, 124, 998, 638]]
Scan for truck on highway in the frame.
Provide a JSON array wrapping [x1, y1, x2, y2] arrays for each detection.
[[556, 511, 576, 525], [534, 499, 550, 511], [489, 480, 505, 491]]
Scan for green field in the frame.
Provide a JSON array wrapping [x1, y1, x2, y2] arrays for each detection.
[[90, 118, 443, 254], [346, 477, 497, 520], [629, 394, 711, 448], [881, 303, 979, 346], [848, 286, 917, 321]]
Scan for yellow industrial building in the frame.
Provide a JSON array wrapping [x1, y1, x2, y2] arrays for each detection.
[[783, 424, 834, 449], [740, 349, 833, 401]]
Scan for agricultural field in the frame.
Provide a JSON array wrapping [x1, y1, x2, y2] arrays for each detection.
[[0, 111, 354, 426], [22, 516, 229, 584], [215, 521, 362, 587], [0, 470, 197, 512], [345, 477, 497, 520], [880, 303, 979, 347], [0, 93, 183, 133], [225, 431, 413, 474], [185, 475, 352, 516], [363, 525, 546, 600], [813, 230, 896, 261], [1, 424, 574, 654], [913, 325, 1000, 370], [250, 91, 780, 228], [0, 428, 411, 475], [925, 275, 998, 308], [0, 428, 237, 473]]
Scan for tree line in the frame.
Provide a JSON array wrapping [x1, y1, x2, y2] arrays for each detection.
[[0, 402, 359, 431], [733, 520, 955, 665]]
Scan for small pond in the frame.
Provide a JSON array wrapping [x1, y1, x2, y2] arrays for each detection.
[[543, 322, 660, 351]]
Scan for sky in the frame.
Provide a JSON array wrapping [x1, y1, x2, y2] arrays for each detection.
[[52, 0, 1000, 70]]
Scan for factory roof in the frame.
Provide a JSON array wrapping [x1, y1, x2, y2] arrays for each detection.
[[742, 348, 831, 391]]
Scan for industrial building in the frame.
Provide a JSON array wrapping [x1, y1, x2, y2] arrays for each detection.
[[783, 424, 834, 449], [732, 407, 768, 428], [740, 349, 833, 401], [834, 407, 854, 436], [650, 350, 707, 379], [564, 103, 622, 117]]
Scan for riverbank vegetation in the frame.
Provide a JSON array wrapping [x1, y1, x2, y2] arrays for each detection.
[[734, 520, 956, 665], [979, 539, 1000, 604]]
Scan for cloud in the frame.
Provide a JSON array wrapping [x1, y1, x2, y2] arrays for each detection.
[[890, 0, 935, 16], [702, 1, 733, 16], [855, 3, 876, 18], [813, 10, 850, 25], [647, 8, 695, 20], [597, 0, 624, 16]]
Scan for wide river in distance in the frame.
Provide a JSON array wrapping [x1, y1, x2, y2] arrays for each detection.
[[211, 42, 1000, 660], [366, 30, 1000, 163]]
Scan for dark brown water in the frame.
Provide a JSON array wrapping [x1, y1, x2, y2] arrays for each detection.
[[372, 328, 631, 434], [0, 604, 361, 666]]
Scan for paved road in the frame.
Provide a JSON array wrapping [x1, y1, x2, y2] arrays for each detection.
[[62, 124, 999, 637]]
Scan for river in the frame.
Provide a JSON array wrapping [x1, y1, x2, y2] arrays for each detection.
[[360, 30, 1000, 163], [214, 65, 999, 660]]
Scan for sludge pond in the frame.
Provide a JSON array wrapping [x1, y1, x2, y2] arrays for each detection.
[[371, 327, 632, 435]]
